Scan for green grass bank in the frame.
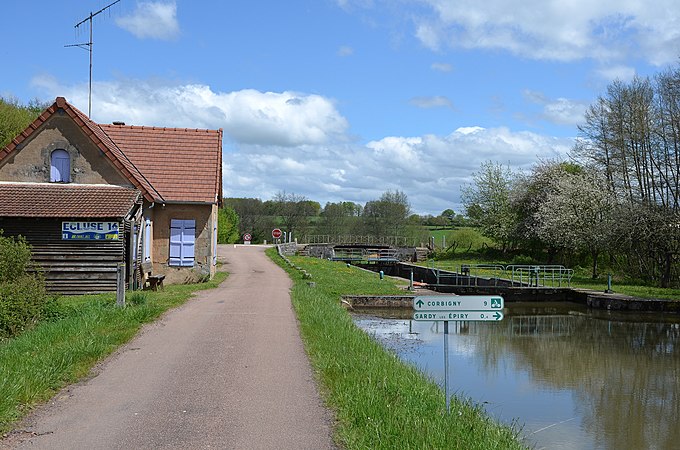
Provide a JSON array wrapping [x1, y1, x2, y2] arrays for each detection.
[[0, 272, 227, 433], [269, 249, 526, 449]]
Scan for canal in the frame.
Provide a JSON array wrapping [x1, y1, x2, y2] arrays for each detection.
[[352, 302, 680, 450]]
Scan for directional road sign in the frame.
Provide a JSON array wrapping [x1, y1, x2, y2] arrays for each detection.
[[413, 311, 504, 322], [413, 295, 504, 311]]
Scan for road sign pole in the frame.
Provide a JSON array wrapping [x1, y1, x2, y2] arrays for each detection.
[[444, 320, 450, 413], [412, 295, 505, 412]]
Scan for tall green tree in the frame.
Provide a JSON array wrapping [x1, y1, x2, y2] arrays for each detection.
[[362, 190, 411, 237], [572, 65, 680, 285], [217, 206, 240, 244], [0, 97, 47, 148], [272, 191, 310, 238], [461, 161, 517, 252]]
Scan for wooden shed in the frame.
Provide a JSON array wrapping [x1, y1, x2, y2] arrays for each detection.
[[0, 183, 142, 294]]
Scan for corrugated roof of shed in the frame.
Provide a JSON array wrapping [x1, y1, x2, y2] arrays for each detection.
[[0, 182, 141, 218]]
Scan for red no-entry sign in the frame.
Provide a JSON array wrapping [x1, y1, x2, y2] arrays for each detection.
[[272, 228, 282, 239]]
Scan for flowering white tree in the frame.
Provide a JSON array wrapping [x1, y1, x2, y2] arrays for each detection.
[[462, 161, 517, 252], [534, 169, 618, 278]]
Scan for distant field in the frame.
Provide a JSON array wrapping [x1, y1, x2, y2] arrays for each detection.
[[424, 227, 493, 252]]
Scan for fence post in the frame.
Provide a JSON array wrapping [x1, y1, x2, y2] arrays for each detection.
[[116, 262, 126, 308]]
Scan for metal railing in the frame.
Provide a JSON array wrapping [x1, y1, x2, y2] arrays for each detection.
[[506, 265, 573, 287], [330, 247, 400, 263], [303, 235, 415, 247], [330, 248, 364, 261], [427, 263, 573, 287]]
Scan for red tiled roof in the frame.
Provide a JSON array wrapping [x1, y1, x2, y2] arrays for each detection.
[[100, 125, 222, 204], [65, 102, 162, 202], [0, 98, 159, 202], [0, 97, 222, 204], [0, 182, 141, 218]]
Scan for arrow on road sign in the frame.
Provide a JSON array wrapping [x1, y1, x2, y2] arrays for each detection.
[[412, 310, 504, 322]]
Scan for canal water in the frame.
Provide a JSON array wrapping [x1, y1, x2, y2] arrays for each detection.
[[352, 302, 680, 450]]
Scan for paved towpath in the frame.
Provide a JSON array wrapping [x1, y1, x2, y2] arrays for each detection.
[[7, 245, 335, 449]]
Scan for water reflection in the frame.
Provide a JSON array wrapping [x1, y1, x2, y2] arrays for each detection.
[[353, 303, 680, 450]]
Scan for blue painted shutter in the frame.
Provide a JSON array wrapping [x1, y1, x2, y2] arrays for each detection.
[[212, 218, 218, 266], [50, 149, 70, 182], [169, 219, 195, 267], [144, 219, 152, 262]]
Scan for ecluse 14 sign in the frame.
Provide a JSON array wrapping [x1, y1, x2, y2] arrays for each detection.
[[62, 221, 119, 240]]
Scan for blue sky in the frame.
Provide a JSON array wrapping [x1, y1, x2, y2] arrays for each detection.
[[2, 0, 677, 214]]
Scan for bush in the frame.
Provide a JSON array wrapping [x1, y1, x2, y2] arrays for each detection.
[[0, 231, 50, 339], [0, 275, 49, 339], [510, 254, 535, 265], [0, 232, 32, 282]]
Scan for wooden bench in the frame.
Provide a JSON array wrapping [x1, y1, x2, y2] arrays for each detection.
[[142, 262, 166, 291], [145, 274, 165, 291]]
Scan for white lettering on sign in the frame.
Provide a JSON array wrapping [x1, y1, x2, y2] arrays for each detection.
[[426, 300, 461, 308], [414, 312, 469, 320], [61, 222, 119, 240]]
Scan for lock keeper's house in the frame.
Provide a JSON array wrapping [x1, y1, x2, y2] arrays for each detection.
[[0, 97, 222, 294]]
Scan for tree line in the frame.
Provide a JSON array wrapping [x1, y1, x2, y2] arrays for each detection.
[[223, 190, 431, 244], [463, 64, 680, 287]]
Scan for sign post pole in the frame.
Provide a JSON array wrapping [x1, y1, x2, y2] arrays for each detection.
[[412, 295, 505, 413], [444, 320, 450, 412]]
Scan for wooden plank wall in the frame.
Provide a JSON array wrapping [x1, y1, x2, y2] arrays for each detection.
[[0, 218, 125, 295]]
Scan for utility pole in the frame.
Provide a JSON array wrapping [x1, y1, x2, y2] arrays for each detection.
[[65, 0, 121, 117]]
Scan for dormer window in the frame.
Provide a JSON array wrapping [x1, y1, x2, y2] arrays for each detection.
[[50, 149, 70, 182]]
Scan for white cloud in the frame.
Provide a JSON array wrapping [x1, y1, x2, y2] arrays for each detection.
[[33, 78, 349, 147], [595, 65, 637, 82], [409, 96, 453, 109], [33, 77, 572, 215], [523, 90, 588, 127], [413, 0, 680, 65], [431, 62, 453, 73], [116, 1, 179, 40]]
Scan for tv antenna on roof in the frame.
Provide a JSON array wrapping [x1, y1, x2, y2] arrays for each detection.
[[65, 0, 122, 118]]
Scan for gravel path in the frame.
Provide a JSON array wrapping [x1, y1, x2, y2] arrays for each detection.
[[6, 245, 335, 449]]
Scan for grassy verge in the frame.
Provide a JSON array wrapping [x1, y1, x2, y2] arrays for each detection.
[[269, 249, 526, 449], [0, 272, 227, 433]]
